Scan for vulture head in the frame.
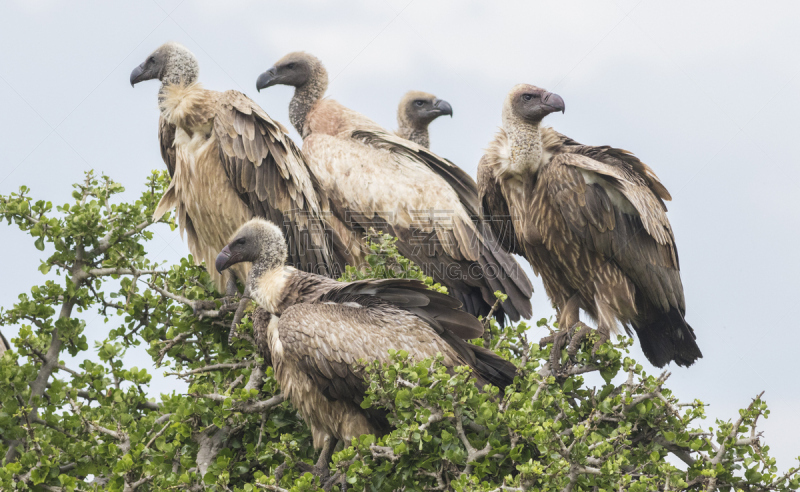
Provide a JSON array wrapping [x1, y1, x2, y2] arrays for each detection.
[[256, 51, 327, 92], [504, 84, 565, 124], [130, 42, 199, 87], [398, 90, 453, 129], [215, 218, 287, 274]]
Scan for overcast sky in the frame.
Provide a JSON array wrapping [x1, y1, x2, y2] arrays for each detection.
[[1, 0, 798, 470]]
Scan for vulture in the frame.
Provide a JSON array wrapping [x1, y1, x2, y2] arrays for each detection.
[[478, 84, 702, 370], [395, 90, 453, 148], [129, 42, 346, 295], [215, 218, 516, 483], [255, 53, 532, 324], [0, 329, 9, 357]]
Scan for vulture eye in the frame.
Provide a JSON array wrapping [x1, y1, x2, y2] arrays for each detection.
[[522, 94, 533, 101], [287, 63, 296, 69], [414, 100, 425, 107], [236, 238, 246, 245]]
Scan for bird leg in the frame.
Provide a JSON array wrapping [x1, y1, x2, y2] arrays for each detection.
[[228, 294, 252, 341], [541, 322, 612, 374], [539, 294, 582, 374], [285, 436, 338, 490], [567, 322, 610, 358], [192, 297, 238, 316], [539, 328, 572, 375], [566, 322, 593, 358], [193, 274, 242, 316], [313, 436, 338, 486]]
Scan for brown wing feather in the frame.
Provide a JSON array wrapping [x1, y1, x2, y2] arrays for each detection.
[[540, 154, 684, 314], [279, 297, 515, 405], [327, 129, 533, 323], [321, 278, 484, 340], [478, 156, 518, 254], [158, 116, 177, 177], [351, 129, 479, 213], [214, 91, 345, 276], [544, 128, 672, 202], [278, 301, 463, 403]]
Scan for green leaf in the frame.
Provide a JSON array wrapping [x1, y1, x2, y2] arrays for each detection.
[[395, 388, 412, 408]]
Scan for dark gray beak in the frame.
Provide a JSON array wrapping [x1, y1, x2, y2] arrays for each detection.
[[129, 63, 146, 87], [256, 68, 278, 92], [542, 92, 565, 114], [433, 99, 453, 117], [215, 245, 234, 273]]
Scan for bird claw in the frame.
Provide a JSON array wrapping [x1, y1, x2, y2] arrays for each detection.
[[540, 322, 609, 375], [566, 322, 593, 358], [192, 300, 217, 316], [276, 459, 338, 490], [590, 330, 610, 357], [228, 296, 251, 341], [539, 328, 571, 375], [193, 296, 239, 317], [567, 322, 610, 358]]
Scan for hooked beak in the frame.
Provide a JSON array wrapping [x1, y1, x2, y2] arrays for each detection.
[[542, 92, 565, 114], [433, 99, 453, 118], [215, 245, 234, 273], [131, 63, 145, 87], [256, 67, 278, 92]]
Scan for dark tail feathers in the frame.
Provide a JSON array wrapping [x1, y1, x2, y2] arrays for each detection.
[[469, 343, 517, 389], [631, 307, 702, 368], [477, 221, 533, 324], [442, 330, 517, 389]]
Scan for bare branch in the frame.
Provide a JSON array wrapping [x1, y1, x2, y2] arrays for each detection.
[[653, 435, 695, 467], [123, 475, 153, 492], [142, 278, 222, 319], [144, 420, 172, 452], [370, 445, 401, 462], [256, 484, 290, 492], [155, 332, 192, 367], [482, 297, 503, 347], [191, 393, 285, 414], [87, 267, 166, 277], [90, 220, 152, 257], [705, 391, 765, 491], [419, 406, 444, 432], [456, 415, 492, 477], [165, 362, 250, 378]]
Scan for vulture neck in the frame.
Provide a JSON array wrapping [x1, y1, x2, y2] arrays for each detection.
[[396, 123, 430, 149], [157, 71, 199, 113], [248, 260, 292, 315], [290, 66, 328, 136], [502, 113, 546, 176]]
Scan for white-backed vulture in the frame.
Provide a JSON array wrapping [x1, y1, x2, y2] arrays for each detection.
[[395, 90, 452, 148], [215, 218, 516, 483], [255, 53, 533, 324], [478, 84, 702, 370], [0, 329, 9, 357], [129, 42, 346, 295]]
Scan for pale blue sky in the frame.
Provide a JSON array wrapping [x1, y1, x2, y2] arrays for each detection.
[[1, 0, 798, 470]]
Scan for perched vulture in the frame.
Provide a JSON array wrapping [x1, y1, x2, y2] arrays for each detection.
[[129, 42, 345, 294], [0, 329, 9, 357], [215, 218, 516, 481], [255, 53, 532, 324], [395, 90, 453, 148], [478, 84, 702, 369]]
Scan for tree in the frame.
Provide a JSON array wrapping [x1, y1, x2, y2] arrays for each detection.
[[0, 172, 797, 491]]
